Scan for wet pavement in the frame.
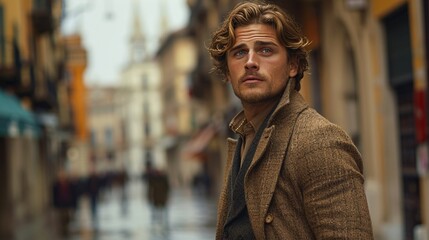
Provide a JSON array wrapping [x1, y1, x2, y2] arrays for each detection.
[[65, 179, 217, 240]]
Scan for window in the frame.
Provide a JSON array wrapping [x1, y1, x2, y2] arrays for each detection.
[[383, 5, 413, 87], [33, 0, 48, 10], [104, 128, 113, 148]]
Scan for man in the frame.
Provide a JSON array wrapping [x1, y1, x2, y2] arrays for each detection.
[[52, 169, 76, 236], [143, 160, 170, 229], [208, 1, 373, 239]]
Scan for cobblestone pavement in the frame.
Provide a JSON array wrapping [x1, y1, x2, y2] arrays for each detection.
[[66, 179, 217, 240]]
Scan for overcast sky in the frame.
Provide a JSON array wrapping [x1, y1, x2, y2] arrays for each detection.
[[61, 0, 190, 86]]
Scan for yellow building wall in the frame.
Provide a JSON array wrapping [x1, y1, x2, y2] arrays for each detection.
[[69, 65, 88, 141], [0, 0, 32, 62]]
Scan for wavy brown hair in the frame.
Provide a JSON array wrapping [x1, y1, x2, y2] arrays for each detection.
[[208, 1, 310, 90]]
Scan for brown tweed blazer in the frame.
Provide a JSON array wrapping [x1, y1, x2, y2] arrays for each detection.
[[216, 81, 374, 239]]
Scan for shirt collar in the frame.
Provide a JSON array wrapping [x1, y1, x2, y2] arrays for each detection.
[[229, 78, 296, 134]]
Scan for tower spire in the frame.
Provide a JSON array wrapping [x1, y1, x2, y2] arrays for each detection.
[[159, 0, 169, 44], [129, 0, 146, 63]]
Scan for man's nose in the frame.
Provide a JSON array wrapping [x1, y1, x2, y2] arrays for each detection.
[[245, 51, 259, 70]]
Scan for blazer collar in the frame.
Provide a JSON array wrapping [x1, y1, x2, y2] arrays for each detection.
[[229, 78, 298, 134]]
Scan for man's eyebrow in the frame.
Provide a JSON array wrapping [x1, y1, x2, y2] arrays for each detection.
[[228, 40, 279, 54], [229, 43, 246, 53], [254, 41, 278, 47]]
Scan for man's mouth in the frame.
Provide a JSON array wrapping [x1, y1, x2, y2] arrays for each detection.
[[242, 75, 263, 83]]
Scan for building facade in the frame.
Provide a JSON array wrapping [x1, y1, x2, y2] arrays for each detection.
[[120, 4, 166, 177], [156, 29, 202, 187], [87, 86, 126, 175], [0, 0, 73, 238], [314, 1, 428, 239]]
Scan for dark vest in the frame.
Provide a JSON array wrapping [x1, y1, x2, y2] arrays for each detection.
[[223, 110, 273, 240]]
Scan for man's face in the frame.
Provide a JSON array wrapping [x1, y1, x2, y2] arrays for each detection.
[[226, 23, 297, 105]]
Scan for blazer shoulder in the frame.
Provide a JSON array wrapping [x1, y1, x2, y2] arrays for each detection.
[[291, 108, 360, 159], [296, 108, 353, 141]]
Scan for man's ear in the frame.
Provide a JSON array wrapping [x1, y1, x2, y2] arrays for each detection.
[[289, 63, 298, 78]]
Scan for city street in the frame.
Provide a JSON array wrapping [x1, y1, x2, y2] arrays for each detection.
[[66, 179, 217, 240]]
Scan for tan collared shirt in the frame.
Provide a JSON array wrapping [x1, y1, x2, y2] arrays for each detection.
[[230, 106, 274, 166]]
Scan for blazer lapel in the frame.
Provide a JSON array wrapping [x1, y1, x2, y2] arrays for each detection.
[[216, 138, 237, 238], [245, 91, 308, 239]]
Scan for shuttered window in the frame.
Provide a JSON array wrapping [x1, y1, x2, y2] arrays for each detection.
[[383, 5, 420, 240], [383, 5, 413, 87]]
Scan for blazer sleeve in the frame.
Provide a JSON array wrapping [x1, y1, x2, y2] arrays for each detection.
[[297, 125, 374, 239]]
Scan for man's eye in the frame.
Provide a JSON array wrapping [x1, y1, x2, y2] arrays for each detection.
[[260, 48, 273, 55], [234, 49, 247, 57]]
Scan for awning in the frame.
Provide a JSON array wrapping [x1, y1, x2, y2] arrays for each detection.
[[0, 90, 40, 137], [181, 124, 218, 161]]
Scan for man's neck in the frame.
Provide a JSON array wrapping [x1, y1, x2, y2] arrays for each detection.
[[242, 100, 277, 122]]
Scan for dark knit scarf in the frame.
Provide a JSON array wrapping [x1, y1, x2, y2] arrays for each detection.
[[223, 106, 275, 239]]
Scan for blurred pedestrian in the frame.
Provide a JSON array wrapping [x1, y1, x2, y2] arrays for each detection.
[[143, 160, 170, 229], [52, 169, 76, 237], [208, 1, 373, 239], [116, 167, 129, 216], [86, 168, 101, 228]]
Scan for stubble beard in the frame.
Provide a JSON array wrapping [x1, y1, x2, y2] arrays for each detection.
[[235, 84, 285, 105], [236, 87, 271, 104], [233, 72, 287, 105]]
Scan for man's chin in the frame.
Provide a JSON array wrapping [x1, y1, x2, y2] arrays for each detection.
[[237, 90, 284, 105], [239, 94, 268, 104]]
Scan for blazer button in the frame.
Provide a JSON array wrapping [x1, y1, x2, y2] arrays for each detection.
[[265, 214, 273, 224]]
